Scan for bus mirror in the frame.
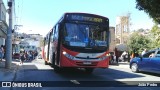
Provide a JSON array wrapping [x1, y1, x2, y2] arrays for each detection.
[[44, 37, 46, 40]]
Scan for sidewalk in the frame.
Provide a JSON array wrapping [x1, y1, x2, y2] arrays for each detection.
[[0, 59, 19, 81]]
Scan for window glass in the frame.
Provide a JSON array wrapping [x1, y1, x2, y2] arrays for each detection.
[[64, 23, 107, 47], [54, 25, 59, 40], [155, 51, 160, 57], [143, 51, 155, 58]]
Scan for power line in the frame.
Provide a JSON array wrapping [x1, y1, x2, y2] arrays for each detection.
[[16, 0, 23, 26], [13, 0, 23, 31]]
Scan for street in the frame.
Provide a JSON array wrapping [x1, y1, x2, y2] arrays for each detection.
[[1, 58, 159, 90], [0, 0, 160, 90]]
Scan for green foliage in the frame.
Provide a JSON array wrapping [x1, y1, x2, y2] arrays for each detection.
[[136, 0, 160, 23], [149, 24, 160, 48], [127, 32, 151, 54]]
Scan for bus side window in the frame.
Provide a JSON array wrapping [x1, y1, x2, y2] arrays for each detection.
[[53, 26, 56, 40], [155, 51, 160, 57], [54, 24, 59, 40]]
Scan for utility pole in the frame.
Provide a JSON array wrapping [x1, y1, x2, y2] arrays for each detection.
[[5, 0, 13, 69]]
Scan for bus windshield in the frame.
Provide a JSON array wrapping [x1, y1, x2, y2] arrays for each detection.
[[64, 23, 108, 48]]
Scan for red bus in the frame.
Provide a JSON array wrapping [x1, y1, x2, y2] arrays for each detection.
[[43, 13, 110, 73]]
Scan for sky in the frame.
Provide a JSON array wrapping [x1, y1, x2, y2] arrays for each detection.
[[3, 0, 154, 36]]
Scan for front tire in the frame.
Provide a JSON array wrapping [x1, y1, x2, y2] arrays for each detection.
[[51, 53, 55, 67], [45, 61, 48, 65], [131, 63, 139, 73]]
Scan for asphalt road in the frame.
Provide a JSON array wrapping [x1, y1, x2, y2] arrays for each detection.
[[5, 58, 160, 90]]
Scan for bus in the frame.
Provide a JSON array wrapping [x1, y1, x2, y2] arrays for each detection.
[[43, 13, 110, 73]]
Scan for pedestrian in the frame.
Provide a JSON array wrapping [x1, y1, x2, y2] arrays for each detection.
[[127, 52, 130, 62], [121, 51, 127, 60], [131, 49, 139, 59], [2, 45, 5, 59], [109, 52, 114, 64], [25, 51, 28, 61], [20, 47, 25, 53], [20, 52, 26, 65], [0, 45, 4, 62], [110, 52, 114, 63], [115, 48, 119, 65], [28, 51, 32, 61], [141, 48, 147, 56]]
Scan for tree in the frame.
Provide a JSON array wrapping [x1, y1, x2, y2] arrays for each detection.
[[149, 23, 160, 48], [127, 32, 150, 54], [136, 0, 160, 23]]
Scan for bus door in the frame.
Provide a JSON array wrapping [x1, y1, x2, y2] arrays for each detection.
[[54, 24, 61, 66]]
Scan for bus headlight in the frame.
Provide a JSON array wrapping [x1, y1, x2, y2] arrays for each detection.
[[63, 51, 67, 55], [101, 56, 108, 60], [63, 51, 74, 60]]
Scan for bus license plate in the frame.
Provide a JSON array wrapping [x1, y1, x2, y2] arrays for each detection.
[[83, 61, 91, 65]]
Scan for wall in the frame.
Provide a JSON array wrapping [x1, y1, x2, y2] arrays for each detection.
[[109, 27, 116, 53], [0, 0, 7, 39], [0, 0, 6, 22]]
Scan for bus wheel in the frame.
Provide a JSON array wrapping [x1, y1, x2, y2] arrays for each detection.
[[52, 53, 55, 67], [45, 61, 48, 65], [54, 66, 61, 72], [85, 68, 94, 74]]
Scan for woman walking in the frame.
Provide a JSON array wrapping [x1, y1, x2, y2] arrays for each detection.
[[20, 52, 26, 65], [0, 45, 4, 62]]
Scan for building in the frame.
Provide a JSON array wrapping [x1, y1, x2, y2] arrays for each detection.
[[0, 0, 8, 45], [116, 14, 130, 44], [12, 32, 43, 53], [115, 14, 130, 52], [109, 27, 116, 53]]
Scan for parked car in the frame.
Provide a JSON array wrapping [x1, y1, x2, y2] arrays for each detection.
[[130, 48, 160, 74], [13, 53, 20, 59]]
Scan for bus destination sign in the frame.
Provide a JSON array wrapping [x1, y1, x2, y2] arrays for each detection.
[[66, 14, 105, 23]]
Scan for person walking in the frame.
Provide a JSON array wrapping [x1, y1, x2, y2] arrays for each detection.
[[20, 52, 26, 65], [115, 48, 119, 65], [131, 49, 139, 59], [0, 45, 4, 62], [141, 48, 147, 56], [2, 45, 5, 59]]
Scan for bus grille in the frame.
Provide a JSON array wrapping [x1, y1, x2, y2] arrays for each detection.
[[75, 57, 98, 59]]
